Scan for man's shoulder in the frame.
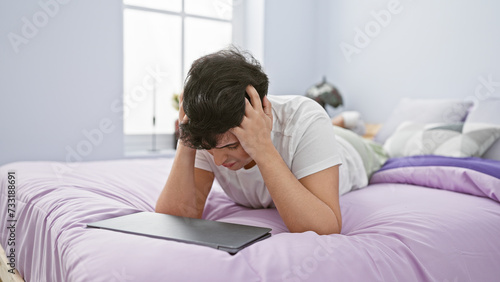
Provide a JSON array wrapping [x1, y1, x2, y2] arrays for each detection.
[[269, 95, 330, 136], [268, 95, 315, 106], [268, 95, 326, 117]]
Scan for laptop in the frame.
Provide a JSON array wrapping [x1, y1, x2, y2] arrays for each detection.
[[87, 212, 272, 254]]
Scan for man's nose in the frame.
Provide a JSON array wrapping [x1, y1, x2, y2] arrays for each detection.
[[212, 150, 227, 166]]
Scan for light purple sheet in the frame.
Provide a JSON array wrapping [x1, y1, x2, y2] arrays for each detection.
[[1, 158, 500, 282]]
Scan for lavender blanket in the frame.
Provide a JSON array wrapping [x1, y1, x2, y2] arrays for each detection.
[[1, 157, 500, 282]]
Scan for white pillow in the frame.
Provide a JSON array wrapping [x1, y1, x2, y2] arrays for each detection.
[[465, 96, 500, 160], [384, 121, 500, 158], [374, 98, 473, 144]]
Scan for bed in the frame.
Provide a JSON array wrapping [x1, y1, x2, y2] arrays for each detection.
[[1, 98, 500, 282], [0, 154, 499, 282]]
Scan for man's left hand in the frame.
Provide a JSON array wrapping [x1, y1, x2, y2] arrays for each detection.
[[230, 85, 273, 160]]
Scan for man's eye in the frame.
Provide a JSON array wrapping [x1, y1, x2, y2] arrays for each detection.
[[228, 145, 239, 150]]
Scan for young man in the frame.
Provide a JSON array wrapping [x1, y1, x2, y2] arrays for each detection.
[[155, 48, 386, 235]]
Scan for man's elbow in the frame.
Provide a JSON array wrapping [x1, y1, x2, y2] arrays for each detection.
[[315, 223, 341, 235], [155, 201, 203, 219], [155, 201, 168, 214], [315, 214, 342, 235], [154, 202, 180, 216], [289, 221, 340, 235]]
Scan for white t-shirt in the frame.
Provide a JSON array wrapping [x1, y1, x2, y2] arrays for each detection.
[[195, 95, 367, 208]]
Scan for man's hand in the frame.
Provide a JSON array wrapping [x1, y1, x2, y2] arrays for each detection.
[[230, 85, 273, 160]]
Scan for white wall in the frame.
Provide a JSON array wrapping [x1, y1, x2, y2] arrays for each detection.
[[264, 0, 327, 96], [264, 0, 500, 122], [322, 0, 500, 122], [0, 0, 124, 166], [233, 0, 265, 65]]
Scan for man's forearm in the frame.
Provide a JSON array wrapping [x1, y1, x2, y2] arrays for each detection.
[[254, 145, 341, 235], [155, 143, 200, 218]]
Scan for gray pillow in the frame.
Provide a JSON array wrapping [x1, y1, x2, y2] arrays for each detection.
[[375, 98, 473, 144], [384, 121, 500, 158]]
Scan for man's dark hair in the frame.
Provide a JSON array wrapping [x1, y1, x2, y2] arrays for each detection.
[[180, 47, 269, 150]]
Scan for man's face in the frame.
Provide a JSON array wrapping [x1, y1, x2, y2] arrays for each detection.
[[207, 131, 255, 170]]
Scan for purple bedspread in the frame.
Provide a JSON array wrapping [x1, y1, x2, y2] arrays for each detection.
[[377, 155, 500, 179], [1, 157, 500, 282], [371, 155, 500, 202]]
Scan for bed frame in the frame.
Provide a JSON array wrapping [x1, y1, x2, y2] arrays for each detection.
[[0, 244, 24, 282]]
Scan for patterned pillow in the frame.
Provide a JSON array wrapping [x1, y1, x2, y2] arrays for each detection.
[[374, 98, 473, 144], [384, 121, 500, 158], [465, 96, 500, 160]]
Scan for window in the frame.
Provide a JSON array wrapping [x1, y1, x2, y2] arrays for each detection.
[[123, 0, 233, 153]]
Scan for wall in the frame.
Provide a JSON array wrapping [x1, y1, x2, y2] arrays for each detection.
[[2, 0, 500, 166], [322, 0, 500, 122], [263, 0, 500, 122], [0, 0, 124, 166], [264, 0, 326, 96], [233, 0, 265, 65]]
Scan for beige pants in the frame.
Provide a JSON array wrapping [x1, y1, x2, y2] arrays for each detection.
[[333, 125, 388, 178]]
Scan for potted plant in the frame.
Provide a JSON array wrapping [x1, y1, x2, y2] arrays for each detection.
[[172, 93, 180, 149]]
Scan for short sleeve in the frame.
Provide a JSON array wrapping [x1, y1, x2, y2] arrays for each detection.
[[195, 150, 213, 172], [291, 115, 343, 180]]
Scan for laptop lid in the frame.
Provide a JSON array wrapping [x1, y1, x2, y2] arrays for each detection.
[[87, 212, 272, 254]]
